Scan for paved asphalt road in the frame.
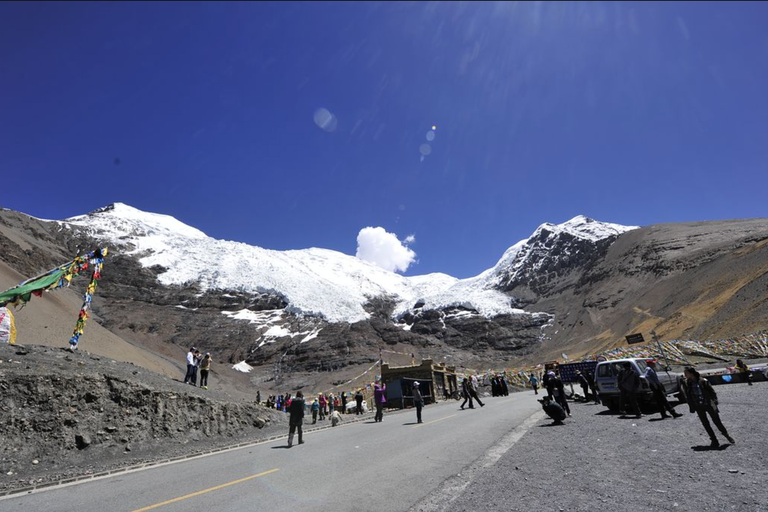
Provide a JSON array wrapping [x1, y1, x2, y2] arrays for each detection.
[[0, 392, 541, 512]]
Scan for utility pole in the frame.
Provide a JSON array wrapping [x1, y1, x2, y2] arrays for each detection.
[[650, 330, 674, 380]]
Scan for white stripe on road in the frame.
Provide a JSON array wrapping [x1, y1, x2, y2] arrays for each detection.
[[409, 410, 545, 511]]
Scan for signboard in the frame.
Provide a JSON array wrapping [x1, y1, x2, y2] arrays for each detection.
[[625, 333, 645, 345]]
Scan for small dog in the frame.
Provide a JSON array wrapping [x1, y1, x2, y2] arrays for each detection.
[[330, 410, 342, 427]]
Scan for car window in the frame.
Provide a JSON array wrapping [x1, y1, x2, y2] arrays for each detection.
[[597, 364, 613, 378], [635, 360, 648, 373]]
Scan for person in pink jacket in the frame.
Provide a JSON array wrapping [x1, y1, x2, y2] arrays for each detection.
[[373, 381, 387, 422], [318, 394, 327, 421]]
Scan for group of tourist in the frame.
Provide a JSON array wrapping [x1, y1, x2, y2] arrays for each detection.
[[182, 347, 213, 389], [536, 358, 750, 449]]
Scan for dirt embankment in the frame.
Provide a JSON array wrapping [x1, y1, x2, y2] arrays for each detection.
[[0, 343, 286, 493]]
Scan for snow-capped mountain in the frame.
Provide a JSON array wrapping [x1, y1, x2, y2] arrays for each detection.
[[62, 203, 637, 323]]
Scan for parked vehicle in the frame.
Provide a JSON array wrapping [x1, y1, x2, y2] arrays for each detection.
[[595, 358, 684, 411]]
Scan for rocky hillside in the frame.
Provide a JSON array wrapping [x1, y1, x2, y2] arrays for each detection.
[[1, 204, 766, 382], [0, 343, 283, 492]]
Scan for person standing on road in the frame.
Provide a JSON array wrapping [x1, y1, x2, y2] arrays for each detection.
[[256, 390, 261, 405], [354, 389, 364, 415], [544, 371, 556, 399], [500, 375, 509, 396], [529, 374, 539, 395], [576, 370, 590, 401], [413, 381, 424, 424], [287, 391, 306, 447], [199, 352, 212, 389], [319, 394, 327, 420], [683, 367, 735, 448], [586, 371, 599, 404], [469, 375, 485, 407], [374, 381, 386, 422], [645, 360, 682, 419], [735, 359, 753, 386], [183, 347, 196, 384], [341, 392, 348, 414], [552, 373, 571, 416], [311, 398, 319, 424], [460, 377, 474, 410], [618, 363, 642, 419]]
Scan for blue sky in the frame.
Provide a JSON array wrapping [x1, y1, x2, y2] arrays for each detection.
[[2, 2, 767, 278]]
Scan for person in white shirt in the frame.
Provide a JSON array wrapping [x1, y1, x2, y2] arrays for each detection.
[[183, 347, 196, 384]]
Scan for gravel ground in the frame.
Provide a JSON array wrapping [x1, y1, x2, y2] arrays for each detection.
[[444, 383, 767, 512]]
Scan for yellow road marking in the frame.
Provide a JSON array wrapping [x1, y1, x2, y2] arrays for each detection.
[[128, 468, 280, 512], [412, 414, 457, 429]]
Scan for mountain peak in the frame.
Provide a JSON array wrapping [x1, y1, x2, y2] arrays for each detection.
[[68, 203, 208, 240]]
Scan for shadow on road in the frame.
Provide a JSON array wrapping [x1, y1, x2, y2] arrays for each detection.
[[691, 444, 730, 452], [271, 446, 291, 449], [593, 410, 619, 416], [537, 423, 565, 427], [402, 422, 418, 426], [648, 418, 667, 422]]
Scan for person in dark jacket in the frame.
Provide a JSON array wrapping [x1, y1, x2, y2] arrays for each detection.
[[373, 382, 386, 422], [500, 375, 509, 396], [539, 397, 566, 425], [551, 373, 571, 416], [586, 371, 599, 404], [287, 391, 305, 447], [735, 359, 753, 386], [645, 360, 682, 419], [576, 371, 590, 401], [460, 377, 474, 410], [683, 367, 735, 448], [341, 392, 347, 414], [543, 371, 555, 399], [618, 363, 642, 418], [413, 381, 424, 423], [354, 389, 364, 415]]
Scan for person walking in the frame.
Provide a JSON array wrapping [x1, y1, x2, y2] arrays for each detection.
[[319, 394, 327, 420], [199, 352, 212, 389], [354, 389, 364, 415], [183, 347, 196, 384], [373, 381, 386, 422], [735, 359, 753, 386], [341, 392, 347, 414], [287, 391, 305, 447], [311, 398, 319, 424], [469, 375, 485, 407], [645, 360, 682, 419], [460, 377, 474, 410], [683, 367, 735, 448], [328, 394, 335, 414], [529, 374, 539, 395], [412, 381, 424, 424], [500, 375, 509, 396], [618, 362, 642, 418]]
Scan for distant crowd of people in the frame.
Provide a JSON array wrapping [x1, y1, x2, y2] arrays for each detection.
[[182, 347, 213, 389]]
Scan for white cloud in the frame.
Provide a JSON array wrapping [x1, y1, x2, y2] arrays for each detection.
[[404, 234, 416, 244], [356, 227, 417, 273]]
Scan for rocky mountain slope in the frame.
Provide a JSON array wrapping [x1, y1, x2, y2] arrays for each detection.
[[1, 203, 766, 385]]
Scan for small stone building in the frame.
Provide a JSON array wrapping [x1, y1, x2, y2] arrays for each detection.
[[380, 359, 459, 408]]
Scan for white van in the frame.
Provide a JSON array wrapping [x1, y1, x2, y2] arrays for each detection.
[[595, 358, 683, 411]]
